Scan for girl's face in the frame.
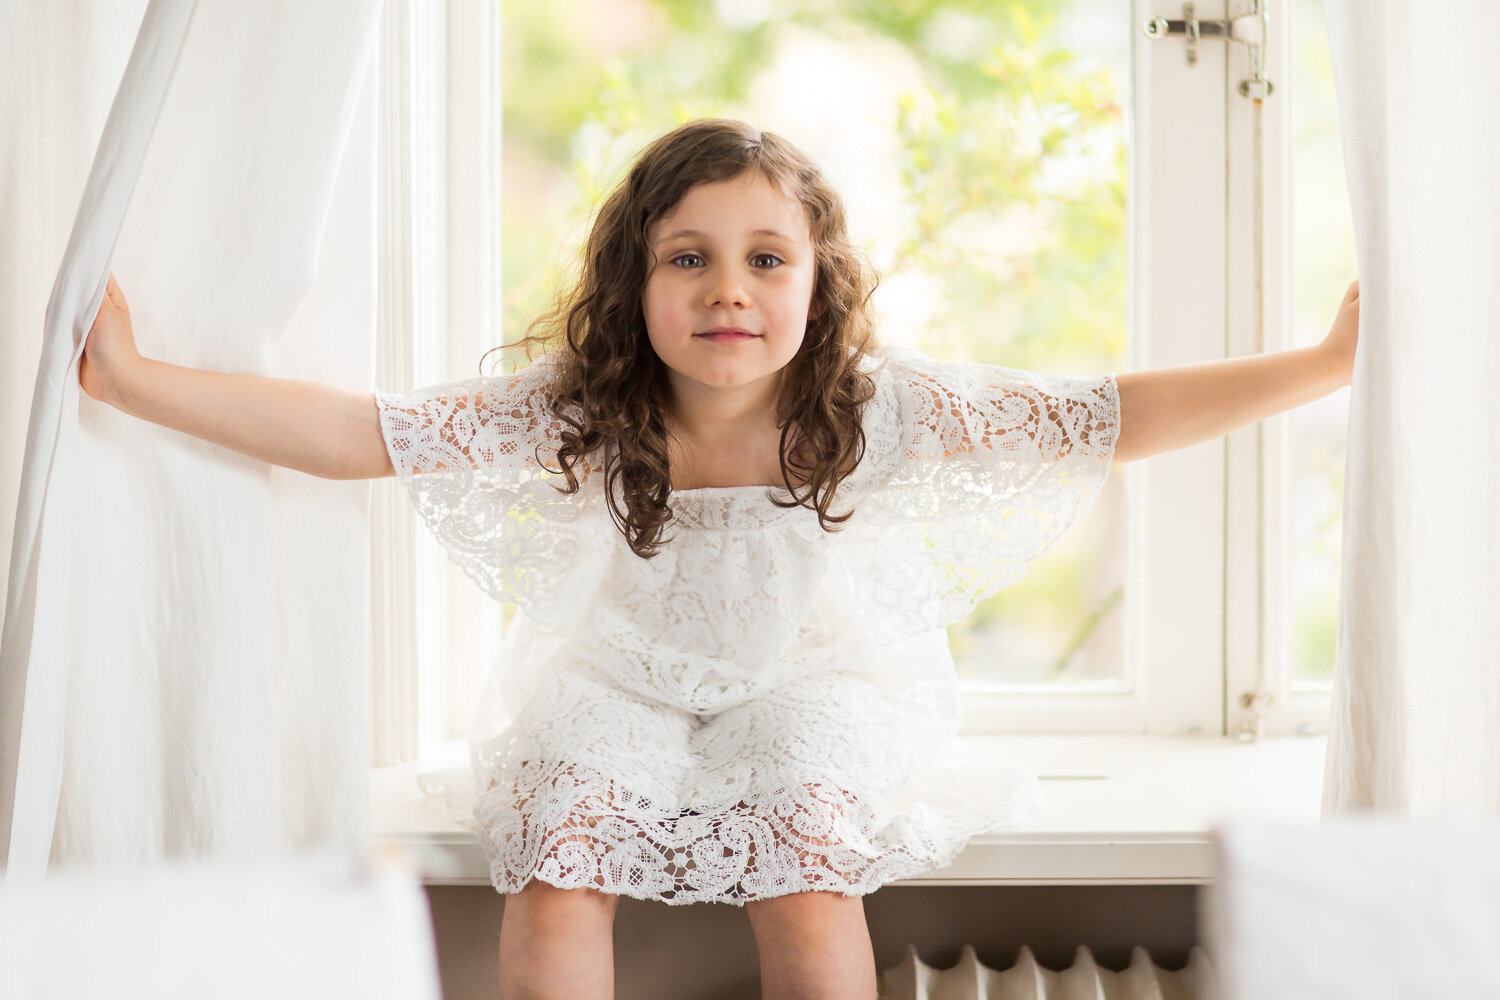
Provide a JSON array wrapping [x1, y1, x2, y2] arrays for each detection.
[[643, 171, 816, 408]]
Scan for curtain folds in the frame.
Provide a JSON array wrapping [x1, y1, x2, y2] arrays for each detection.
[[1, 0, 384, 876], [1322, 1, 1500, 816]]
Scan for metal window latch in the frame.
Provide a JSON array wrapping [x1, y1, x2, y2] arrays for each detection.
[[1142, 1, 1274, 100], [1236, 688, 1275, 742]]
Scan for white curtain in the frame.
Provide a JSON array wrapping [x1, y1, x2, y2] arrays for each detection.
[[1207, 816, 1500, 999], [1322, 2, 1500, 816], [1, 0, 384, 876], [0, 854, 443, 999]]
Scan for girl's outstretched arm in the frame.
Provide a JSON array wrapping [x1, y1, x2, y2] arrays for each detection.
[[80, 272, 394, 480], [1113, 279, 1359, 463]]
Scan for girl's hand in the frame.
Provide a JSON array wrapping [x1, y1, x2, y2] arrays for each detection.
[[80, 272, 143, 405], [1319, 278, 1359, 389]]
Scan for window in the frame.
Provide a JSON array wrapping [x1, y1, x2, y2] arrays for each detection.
[[1287, 0, 1354, 690], [371, 0, 1351, 761]]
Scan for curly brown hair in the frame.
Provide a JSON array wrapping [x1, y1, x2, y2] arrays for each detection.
[[483, 118, 882, 558]]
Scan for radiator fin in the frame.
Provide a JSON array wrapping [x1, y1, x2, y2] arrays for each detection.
[[877, 943, 1217, 1000]]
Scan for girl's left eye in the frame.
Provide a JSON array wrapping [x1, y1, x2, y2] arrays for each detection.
[[750, 253, 783, 269]]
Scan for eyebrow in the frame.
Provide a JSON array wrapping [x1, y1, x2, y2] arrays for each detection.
[[654, 227, 798, 246]]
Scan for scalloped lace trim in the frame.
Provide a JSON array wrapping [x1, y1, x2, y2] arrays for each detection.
[[467, 756, 1047, 906]]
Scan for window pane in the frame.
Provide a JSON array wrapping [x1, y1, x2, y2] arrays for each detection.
[[1289, 0, 1355, 687], [499, 0, 1130, 687]]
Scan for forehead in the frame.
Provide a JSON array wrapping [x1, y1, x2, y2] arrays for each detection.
[[650, 171, 811, 244]]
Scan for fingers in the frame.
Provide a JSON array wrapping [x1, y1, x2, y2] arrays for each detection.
[[104, 272, 125, 308]]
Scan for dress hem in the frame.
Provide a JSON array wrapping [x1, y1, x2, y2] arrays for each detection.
[[495, 867, 877, 908]]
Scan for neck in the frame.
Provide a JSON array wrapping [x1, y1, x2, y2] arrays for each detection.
[[663, 367, 784, 442]]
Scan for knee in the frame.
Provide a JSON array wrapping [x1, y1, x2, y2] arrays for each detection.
[[513, 876, 620, 924], [498, 880, 617, 1000], [745, 890, 864, 939]]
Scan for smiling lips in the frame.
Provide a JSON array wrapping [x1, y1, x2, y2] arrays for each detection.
[[696, 327, 759, 342]]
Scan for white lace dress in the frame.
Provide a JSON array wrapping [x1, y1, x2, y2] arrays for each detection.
[[374, 344, 1120, 906]]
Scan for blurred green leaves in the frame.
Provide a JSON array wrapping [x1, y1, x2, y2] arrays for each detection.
[[500, 0, 1125, 375]]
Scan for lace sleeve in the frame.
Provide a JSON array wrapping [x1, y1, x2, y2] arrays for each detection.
[[373, 354, 609, 622], [849, 345, 1120, 637], [893, 346, 1117, 469], [374, 354, 574, 482]]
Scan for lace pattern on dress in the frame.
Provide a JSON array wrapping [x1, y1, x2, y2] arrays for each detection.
[[373, 353, 609, 632], [377, 344, 1115, 905], [849, 344, 1121, 638], [467, 665, 1048, 905]]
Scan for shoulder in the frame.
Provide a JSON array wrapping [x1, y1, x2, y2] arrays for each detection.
[[479, 349, 580, 425], [871, 342, 1112, 410], [857, 342, 959, 398], [855, 342, 952, 426]]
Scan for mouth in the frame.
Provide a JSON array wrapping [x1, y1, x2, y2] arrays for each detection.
[[695, 327, 760, 342]]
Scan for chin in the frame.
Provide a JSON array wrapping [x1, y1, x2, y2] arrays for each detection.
[[695, 366, 765, 388], [652, 338, 797, 390]]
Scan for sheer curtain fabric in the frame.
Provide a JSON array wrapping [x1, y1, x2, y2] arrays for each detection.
[[1321, 0, 1500, 817], [1, 0, 383, 876]]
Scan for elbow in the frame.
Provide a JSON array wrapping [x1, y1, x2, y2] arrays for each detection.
[[319, 438, 397, 480], [325, 452, 397, 480]]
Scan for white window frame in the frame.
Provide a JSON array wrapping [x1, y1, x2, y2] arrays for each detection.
[[1225, 0, 1334, 741], [370, 0, 505, 764], [369, 0, 1334, 764]]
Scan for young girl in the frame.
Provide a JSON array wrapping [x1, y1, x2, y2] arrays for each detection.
[[80, 117, 1359, 1000]]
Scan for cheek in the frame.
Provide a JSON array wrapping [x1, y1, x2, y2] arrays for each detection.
[[641, 286, 691, 361], [790, 272, 817, 323], [641, 281, 672, 332]]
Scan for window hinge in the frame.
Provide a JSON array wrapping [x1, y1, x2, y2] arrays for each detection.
[[1235, 688, 1275, 742], [1142, 1, 1274, 100]]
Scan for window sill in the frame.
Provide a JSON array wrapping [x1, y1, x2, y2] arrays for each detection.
[[370, 733, 1327, 887]]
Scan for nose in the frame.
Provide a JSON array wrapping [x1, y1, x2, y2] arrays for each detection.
[[704, 264, 750, 309]]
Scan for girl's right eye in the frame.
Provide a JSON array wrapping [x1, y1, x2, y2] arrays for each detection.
[[671, 253, 705, 269]]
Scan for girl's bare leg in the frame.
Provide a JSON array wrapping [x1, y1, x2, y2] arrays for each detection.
[[497, 878, 619, 1000], [744, 890, 878, 1000]]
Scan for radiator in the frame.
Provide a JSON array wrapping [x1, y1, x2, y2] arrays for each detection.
[[876, 943, 1217, 1000]]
